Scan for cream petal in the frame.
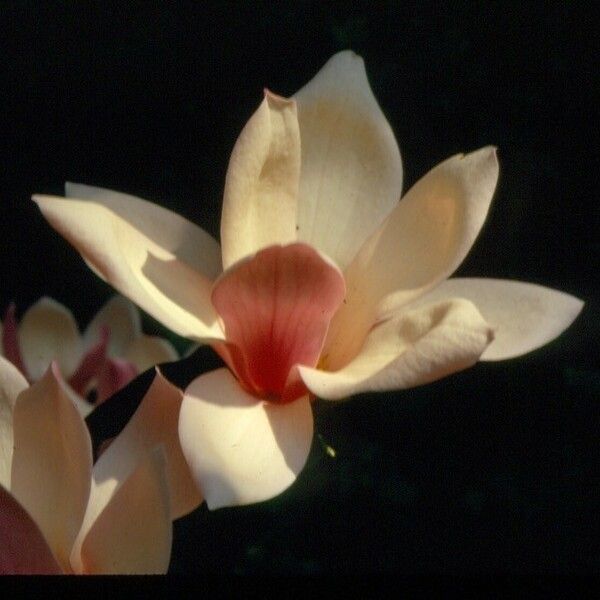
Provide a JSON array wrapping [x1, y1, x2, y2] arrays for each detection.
[[65, 182, 222, 280], [18, 297, 82, 380], [179, 368, 313, 510], [89, 370, 201, 520], [10, 364, 93, 572], [408, 278, 584, 361], [299, 299, 493, 400], [83, 295, 142, 356], [73, 447, 172, 574], [0, 484, 62, 574], [220, 91, 301, 269], [0, 357, 28, 488], [124, 335, 178, 372], [33, 195, 225, 343], [293, 51, 403, 270], [323, 147, 499, 370]]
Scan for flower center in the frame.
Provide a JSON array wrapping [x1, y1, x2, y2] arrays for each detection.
[[211, 243, 346, 403]]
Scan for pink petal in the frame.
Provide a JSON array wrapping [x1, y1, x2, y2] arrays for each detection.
[[95, 357, 138, 405], [0, 484, 61, 574], [212, 243, 345, 402]]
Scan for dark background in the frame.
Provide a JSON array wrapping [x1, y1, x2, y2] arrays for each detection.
[[1, 2, 598, 573]]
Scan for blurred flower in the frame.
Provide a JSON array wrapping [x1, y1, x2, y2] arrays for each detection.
[[34, 51, 583, 509], [0, 355, 200, 574], [1, 295, 177, 411]]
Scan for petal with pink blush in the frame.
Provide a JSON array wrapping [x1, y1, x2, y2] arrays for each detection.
[[212, 243, 345, 402], [68, 325, 109, 397], [221, 92, 301, 269], [96, 357, 138, 404], [2, 303, 27, 377], [0, 485, 61, 574], [89, 370, 201, 520], [299, 299, 493, 400], [83, 295, 141, 357], [10, 364, 92, 572], [74, 447, 171, 574], [0, 356, 28, 488], [179, 368, 314, 510], [18, 297, 82, 381]]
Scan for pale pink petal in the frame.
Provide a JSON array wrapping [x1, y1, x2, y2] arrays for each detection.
[[408, 278, 584, 361], [10, 363, 92, 572], [221, 91, 301, 269], [65, 182, 222, 280], [33, 195, 225, 342], [18, 297, 82, 380], [179, 368, 313, 509], [0, 356, 28, 488], [293, 51, 403, 270], [83, 295, 141, 357], [324, 147, 499, 370], [124, 334, 178, 372], [89, 370, 201, 519], [2, 303, 27, 377], [0, 484, 61, 574], [73, 447, 171, 574], [212, 243, 345, 402], [299, 299, 494, 400], [95, 357, 138, 404]]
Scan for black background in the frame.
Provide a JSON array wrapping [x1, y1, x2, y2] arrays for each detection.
[[1, 2, 598, 573]]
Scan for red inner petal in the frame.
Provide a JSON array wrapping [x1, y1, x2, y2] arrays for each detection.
[[212, 243, 345, 403]]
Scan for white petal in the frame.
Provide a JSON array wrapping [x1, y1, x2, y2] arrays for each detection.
[[87, 370, 201, 520], [299, 299, 493, 400], [179, 368, 313, 510], [10, 364, 93, 572], [65, 182, 222, 280], [324, 147, 499, 370], [409, 278, 584, 360], [0, 357, 28, 489], [221, 91, 301, 269], [124, 335, 178, 372], [83, 295, 141, 356], [73, 447, 172, 574], [33, 195, 225, 342], [18, 297, 82, 380], [294, 51, 403, 270]]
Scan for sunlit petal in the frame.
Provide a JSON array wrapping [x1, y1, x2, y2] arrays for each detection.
[[18, 297, 82, 380], [294, 50, 403, 270], [324, 147, 499, 370], [73, 447, 171, 574], [408, 278, 584, 360], [65, 182, 222, 280], [0, 356, 28, 488], [221, 91, 301, 268], [10, 363, 92, 572], [179, 368, 313, 509], [90, 370, 201, 519], [33, 196, 225, 342], [299, 299, 493, 400]]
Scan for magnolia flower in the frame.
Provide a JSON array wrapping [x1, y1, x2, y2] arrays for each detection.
[[34, 51, 583, 510], [0, 355, 200, 574], [1, 295, 178, 412]]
